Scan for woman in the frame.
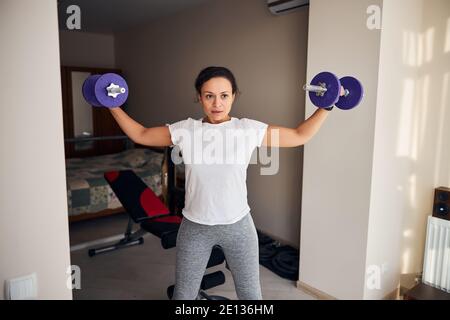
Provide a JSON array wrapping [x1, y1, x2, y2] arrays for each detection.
[[109, 66, 330, 300]]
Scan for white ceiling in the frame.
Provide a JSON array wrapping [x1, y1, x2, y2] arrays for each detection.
[[58, 0, 212, 34]]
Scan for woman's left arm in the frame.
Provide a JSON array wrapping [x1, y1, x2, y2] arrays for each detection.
[[261, 108, 330, 147]]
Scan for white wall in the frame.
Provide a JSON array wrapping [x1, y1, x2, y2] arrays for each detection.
[[301, 0, 450, 300], [412, 0, 450, 272], [364, 0, 424, 299], [59, 30, 116, 68], [0, 0, 72, 299], [300, 0, 382, 299], [364, 0, 424, 300], [368, 0, 450, 296], [115, 0, 309, 247]]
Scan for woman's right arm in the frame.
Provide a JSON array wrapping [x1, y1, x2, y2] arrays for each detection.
[[109, 108, 172, 147]]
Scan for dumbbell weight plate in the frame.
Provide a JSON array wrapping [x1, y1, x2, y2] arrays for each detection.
[[82, 73, 129, 108], [309, 72, 341, 109], [335, 76, 364, 110], [82, 74, 103, 107], [94, 73, 129, 108]]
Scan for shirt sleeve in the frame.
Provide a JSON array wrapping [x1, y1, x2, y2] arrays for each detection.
[[166, 118, 191, 147], [242, 118, 269, 148]]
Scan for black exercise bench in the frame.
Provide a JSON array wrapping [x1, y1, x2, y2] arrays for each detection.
[[88, 169, 229, 300]]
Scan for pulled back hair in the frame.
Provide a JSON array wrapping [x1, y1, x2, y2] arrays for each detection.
[[195, 66, 241, 100]]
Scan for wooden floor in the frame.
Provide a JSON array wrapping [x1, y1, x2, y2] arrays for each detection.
[[69, 213, 315, 300]]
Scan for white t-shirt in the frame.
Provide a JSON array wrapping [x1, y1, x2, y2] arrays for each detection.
[[167, 117, 268, 225]]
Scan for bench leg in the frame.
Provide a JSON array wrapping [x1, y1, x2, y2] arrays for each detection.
[[88, 217, 146, 257]]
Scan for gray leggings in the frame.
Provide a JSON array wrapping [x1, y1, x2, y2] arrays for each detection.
[[172, 213, 262, 300]]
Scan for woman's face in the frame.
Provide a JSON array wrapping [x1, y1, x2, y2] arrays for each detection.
[[198, 77, 235, 124]]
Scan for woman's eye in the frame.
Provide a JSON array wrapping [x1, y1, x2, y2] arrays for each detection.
[[206, 95, 213, 99], [221, 94, 228, 99]]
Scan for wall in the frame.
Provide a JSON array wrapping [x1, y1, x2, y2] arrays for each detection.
[[412, 0, 450, 273], [365, 0, 424, 300], [300, 0, 382, 299], [59, 30, 116, 68], [115, 0, 309, 247], [0, 0, 72, 299], [412, 0, 450, 275], [369, 0, 450, 295], [301, 0, 450, 300]]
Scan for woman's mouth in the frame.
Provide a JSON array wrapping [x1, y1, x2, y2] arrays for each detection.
[[211, 111, 222, 114]]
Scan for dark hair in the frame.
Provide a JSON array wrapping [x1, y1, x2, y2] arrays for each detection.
[[195, 66, 240, 98]]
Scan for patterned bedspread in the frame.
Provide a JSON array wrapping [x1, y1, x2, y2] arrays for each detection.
[[66, 148, 164, 217]]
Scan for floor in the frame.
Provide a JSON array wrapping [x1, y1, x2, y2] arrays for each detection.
[[69, 212, 316, 300]]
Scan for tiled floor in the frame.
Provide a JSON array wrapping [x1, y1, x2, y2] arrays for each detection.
[[69, 213, 315, 300]]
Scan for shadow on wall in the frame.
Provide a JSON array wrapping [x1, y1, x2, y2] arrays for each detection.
[[399, 12, 450, 280]]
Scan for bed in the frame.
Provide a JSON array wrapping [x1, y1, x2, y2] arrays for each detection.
[[66, 147, 167, 223]]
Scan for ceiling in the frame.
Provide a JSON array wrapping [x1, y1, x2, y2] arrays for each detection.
[[58, 0, 212, 34]]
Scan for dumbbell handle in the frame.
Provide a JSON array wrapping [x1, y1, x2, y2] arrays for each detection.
[[106, 83, 126, 98], [303, 84, 349, 97], [303, 84, 327, 93]]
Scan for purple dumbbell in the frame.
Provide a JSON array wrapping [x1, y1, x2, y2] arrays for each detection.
[[334, 76, 364, 110], [82, 73, 129, 108], [303, 72, 364, 110], [304, 72, 341, 109]]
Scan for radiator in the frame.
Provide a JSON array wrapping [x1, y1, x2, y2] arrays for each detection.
[[422, 216, 450, 292]]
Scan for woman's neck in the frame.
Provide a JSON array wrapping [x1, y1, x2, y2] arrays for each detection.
[[203, 116, 231, 124]]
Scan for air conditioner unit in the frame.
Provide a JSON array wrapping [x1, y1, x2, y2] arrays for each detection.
[[267, 0, 309, 15]]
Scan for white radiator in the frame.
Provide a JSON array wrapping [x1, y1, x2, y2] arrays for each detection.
[[422, 216, 450, 292]]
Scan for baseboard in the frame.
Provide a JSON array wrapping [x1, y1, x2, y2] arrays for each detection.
[[297, 281, 337, 300], [383, 286, 400, 300], [297, 281, 399, 300]]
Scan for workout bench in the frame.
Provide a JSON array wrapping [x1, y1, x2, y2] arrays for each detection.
[[88, 169, 229, 300]]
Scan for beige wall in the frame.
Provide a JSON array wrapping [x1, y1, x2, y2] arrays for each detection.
[[413, 0, 450, 273], [59, 30, 116, 68], [115, 0, 309, 247], [0, 0, 72, 299], [300, 0, 382, 299], [301, 0, 450, 300], [369, 0, 450, 296], [365, 0, 424, 300]]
